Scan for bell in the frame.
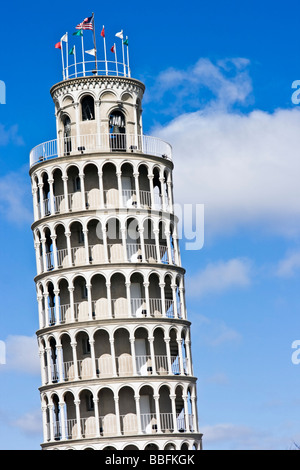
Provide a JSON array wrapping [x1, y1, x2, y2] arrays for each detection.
[[112, 125, 120, 134]]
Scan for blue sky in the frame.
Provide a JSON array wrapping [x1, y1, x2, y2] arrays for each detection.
[[0, 0, 300, 450]]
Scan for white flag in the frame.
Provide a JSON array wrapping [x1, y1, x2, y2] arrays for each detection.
[[115, 30, 123, 39], [61, 33, 68, 42], [85, 48, 96, 56]]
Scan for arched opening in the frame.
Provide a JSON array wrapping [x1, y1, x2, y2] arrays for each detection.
[[61, 333, 74, 381], [149, 273, 162, 317], [62, 115, 72, 155], [143, 219, 156, 263], [70, 221, 85, 266], [76, 331, 92, 379], [159, 385, 173, 433], [53, 169, 65, 214], [119, 386, 137, 435], [73, 275, 89, 321], [88, 219, 105, 264], [79, 389, 96, 438], [126, 217, 141, 262], [139, 385, 156, 434], [98, 388, 116, 436], [103, 162, 118, 207], [58, 278, 70, 323], [109, 110, 126, 151], [134, 327, 151, 375], [84, 164, 100, 209], [115, 328, 132, 376], [67, 166, 81, 210], [91, 274, 108, 319], [111, 273, 127, 318], [130, 273, 146, 317], [138, 164, 151, 208], [81, 95, 95, 121], [55, 224, 68, 268], [121, 162, 136, 207], [94, 330, 111, 377], [107, 218, 124, 263], [153, 328, 168, 374]]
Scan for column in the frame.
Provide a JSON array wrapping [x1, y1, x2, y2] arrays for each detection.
[[43, 293, 49, 328], [170, 395, 178, 433], [51, 235, 58, 269], [41, 406, 49, 443], [83, 229, 90, 264], [114, 395, 122, 436], [133, 172, 141, 207], [38, 183, 45, 217], [48, 404, 54, 441], [98, 171, 104, 208], [65, 231, 72, 266], [165, 337, 172, 375], [130, 336, 137, 375], [134, 395, 142, 434], [53, 289, 60, 325], [79, 173, 86, 210], [89, 339, 97, 379], [86, 283, 93, 320], [121, 227, 127, 262], [74, 400, 82, 439], [93, 397, 101, 437], [103, 227, 109, 262], [116, 171, 123, 208], [166, 230, 173, 265], [139, 228, 146, 262], [154, 229, 160, 263], [183, 394, 189, 432], [71, 342, 79, 380], [159, 283, 166, 317], [56, 344, 64, 383], [148, 174, 155, 209], [62, 176, 69, 211], [68, 286, 75, 322], [41, 238, 47, 272], [32, 187, 39, 220], [154, 395, 161, 433], [144, 282, 150, 317], [171, 284, 178, 319], [59, 401, 67, 440], [177, 339, 184, 375], [110, 339, 117, 377], [48, 178, 55, 214], [149, 336, 156, 375], [159, 177, 166, 211]]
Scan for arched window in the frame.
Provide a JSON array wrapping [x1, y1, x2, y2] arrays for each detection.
[[81, 95, 95, 121], [109, 110, 126, 151], [62, 115, 71, 155]]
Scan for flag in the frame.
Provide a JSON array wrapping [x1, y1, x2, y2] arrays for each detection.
[[123, 38, 128, 46], [85, 48, 96, 56], [73, 29, 83, 37], [115, 30, 123, 39], [110, 45, 115, 53], [76, 16, 93, 30], [69, 46, 75, 55], [61, 33, 68, 42], [101, 26, 105, 37], [55, 41, 61, 49]]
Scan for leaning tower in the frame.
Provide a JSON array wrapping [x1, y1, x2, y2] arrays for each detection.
[[29, 43, 202, 450]]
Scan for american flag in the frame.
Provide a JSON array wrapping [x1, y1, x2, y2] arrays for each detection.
[[76, 16, 93, 30]]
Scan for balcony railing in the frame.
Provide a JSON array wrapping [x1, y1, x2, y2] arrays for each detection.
[[30, 133, 172, 167], [49, 413, 194, 441]]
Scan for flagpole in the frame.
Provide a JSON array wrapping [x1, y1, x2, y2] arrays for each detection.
[[114, 43, 118, 76], [66, 33, 69, 79], [61, 43, 65, 80], [92, 12, 98, 73], [126, 37, 130, 77], [102, 26, 108, 75], [74, 45, 77, 78], [121, 34, 125, 77], [81, 31, 85, 76]]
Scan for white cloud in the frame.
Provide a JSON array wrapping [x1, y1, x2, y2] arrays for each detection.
[[0, 124, 24, 147], [187, 258, 252, 298], [12, 409, 42, 436], [276, 251, 300, 278], [3, 335, 40, 375], [151, 58, 300, 238], [0, 167, 32, 224]]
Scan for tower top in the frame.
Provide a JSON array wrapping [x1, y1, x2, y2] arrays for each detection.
[[55, 17, 131, 81]]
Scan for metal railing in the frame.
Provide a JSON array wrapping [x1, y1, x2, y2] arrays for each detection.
[[30, 133, 172, 167]]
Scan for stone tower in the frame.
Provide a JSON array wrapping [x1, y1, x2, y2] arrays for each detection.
[[29, 47, 202, 450]]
